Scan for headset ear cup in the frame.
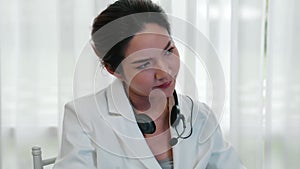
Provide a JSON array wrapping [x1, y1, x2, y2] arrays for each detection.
[[170, 105, 180, 127], [135, 114, 156, 134]]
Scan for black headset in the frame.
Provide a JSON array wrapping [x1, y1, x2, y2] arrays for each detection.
[[135, 90, 193, 146]]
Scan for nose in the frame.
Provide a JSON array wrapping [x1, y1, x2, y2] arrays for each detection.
[[154, 59, 171, 80], [155, 69, 169, 80]]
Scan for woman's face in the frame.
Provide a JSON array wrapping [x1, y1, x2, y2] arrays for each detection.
[[119, 23, 180, 99]]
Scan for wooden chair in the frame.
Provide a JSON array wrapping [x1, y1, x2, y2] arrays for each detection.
[[32, 146, 56, 169]]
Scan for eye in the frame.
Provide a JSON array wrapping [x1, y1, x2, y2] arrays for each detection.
[[136, 62, 150, 69], [164, 47, 174, 56]]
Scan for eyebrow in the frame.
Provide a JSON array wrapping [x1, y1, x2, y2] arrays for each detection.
[[130, 40, 172, 64], [163, 40, 172, 51], [131, 58, 152, 64]]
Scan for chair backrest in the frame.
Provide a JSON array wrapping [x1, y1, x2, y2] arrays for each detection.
[[32, 146, 56, 169]]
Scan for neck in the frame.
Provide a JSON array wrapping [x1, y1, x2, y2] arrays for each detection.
[[124, 85, 170, 124], [131, 94, 169, 122], [129, 93, 151, 111]]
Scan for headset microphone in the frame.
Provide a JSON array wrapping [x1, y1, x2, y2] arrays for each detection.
[[169, 138, 178, 147], [169, 114, 186, 146], [135, 90, 193, 146], [135, 113, 156, 134]]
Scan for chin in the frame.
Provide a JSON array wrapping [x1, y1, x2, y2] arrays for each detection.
[[163, 87, 175, 98]]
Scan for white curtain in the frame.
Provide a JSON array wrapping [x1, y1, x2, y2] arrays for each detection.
[[230, 0, 266, 168], [1, 0, 299, 169], [0, 0, 110, 168], [265, 0, 300, 168], [1, 0, 61, 169]]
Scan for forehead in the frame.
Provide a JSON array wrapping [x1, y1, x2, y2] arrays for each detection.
[[124, 23, 171, 57]]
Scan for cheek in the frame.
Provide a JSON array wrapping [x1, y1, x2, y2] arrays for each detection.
[[131, 72, 154, 86], [171, 52, 180, 74], [128, 72, 155, 95], [174, 58, 180, 70], [122, 68, 154, 87]]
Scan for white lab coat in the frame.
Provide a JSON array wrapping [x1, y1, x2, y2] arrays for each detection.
[[53, 79, 246, 169]]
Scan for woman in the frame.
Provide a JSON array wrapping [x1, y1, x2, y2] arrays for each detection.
[[53, 0, 246, 168]]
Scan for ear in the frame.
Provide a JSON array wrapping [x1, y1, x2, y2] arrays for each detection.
[[104, 63, 123, 80]]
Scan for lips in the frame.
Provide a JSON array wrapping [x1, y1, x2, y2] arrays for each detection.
[[155, 81, 172, 89]]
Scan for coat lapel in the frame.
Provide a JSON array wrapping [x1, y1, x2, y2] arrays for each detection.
[[171, 95, 214, 169], [105, 80, 161, 169], [170, 94, 196, 169]]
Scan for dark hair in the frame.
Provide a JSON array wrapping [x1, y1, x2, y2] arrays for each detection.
[[91, 0, 170, 72]]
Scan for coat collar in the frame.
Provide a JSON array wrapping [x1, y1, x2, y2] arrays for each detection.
[[105, 79, 162, 168], [106, 79, 131, 116], [104, 79, 199, 169]]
